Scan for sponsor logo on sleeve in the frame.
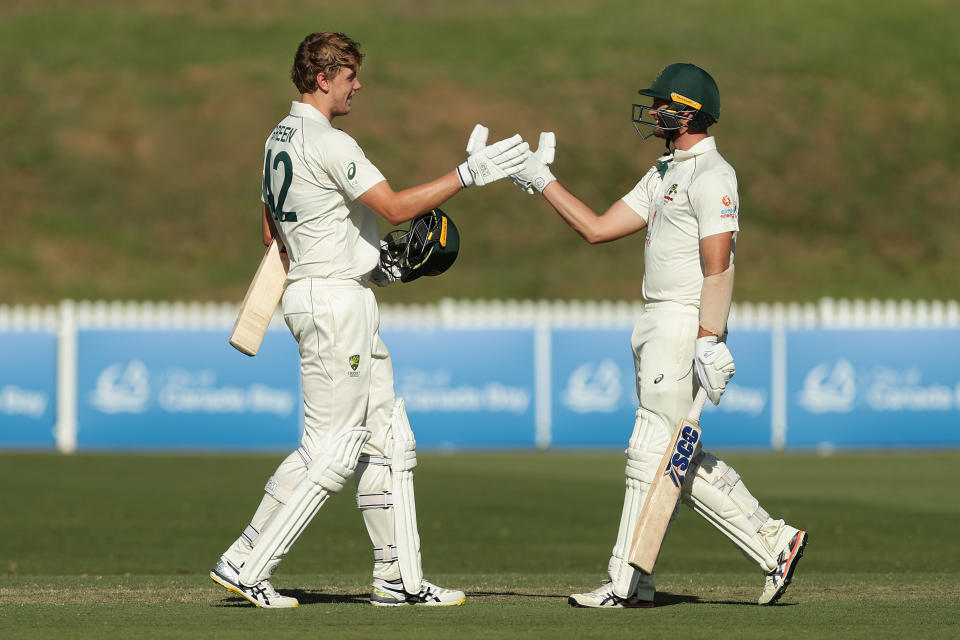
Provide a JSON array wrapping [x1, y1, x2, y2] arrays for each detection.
[[720, 194, 737, 219], [347, 162, 357, 182]]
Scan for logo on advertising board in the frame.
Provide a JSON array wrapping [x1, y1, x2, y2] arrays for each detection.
[[798, 360, 856, 413], [0, 385, 49, 419], [703, 383, 767, 415], [562, 359, 623, 413], [799, 359, 959, 414], [91, 360, 151, 414], [89, 359, 295, 416], [395, 368, 530, 415]]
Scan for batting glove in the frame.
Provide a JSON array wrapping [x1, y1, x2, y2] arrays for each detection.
[[368, 240, 402, 287], [455, 124, 528, 187], [695, 335, 735, 405], [512, 132, 557, 194]]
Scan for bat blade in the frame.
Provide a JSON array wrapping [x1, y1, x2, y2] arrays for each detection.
[[628, 388, 708, 574], [229, 239, 289, 356]]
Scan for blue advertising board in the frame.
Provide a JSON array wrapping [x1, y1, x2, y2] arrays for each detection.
[[701, 329, 773, 448], [786, 329, 960, 448], [6, 321, 960, 453], [0, 331, 57, 448], [76, 329, 301, 450], [381, 328, 536, 448], [550, 328, 638, 447], [549, 328, 773, 448]]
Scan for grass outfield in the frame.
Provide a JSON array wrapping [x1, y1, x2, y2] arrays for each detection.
[[1, 451, 957, 638]]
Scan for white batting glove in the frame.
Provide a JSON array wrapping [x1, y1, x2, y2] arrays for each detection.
[[695, 335, 735, 405], [464, 123, 489, 155], [456, 124, 528, 187], [512, 132, 557, 194], [368, 240, 402, 287]]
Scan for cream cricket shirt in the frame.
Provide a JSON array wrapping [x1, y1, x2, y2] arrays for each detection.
[[261, 101, 387, 282], [621, 137, 740, 306]]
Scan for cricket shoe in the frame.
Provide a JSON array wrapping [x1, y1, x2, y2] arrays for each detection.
[[758, 530, 808, 605], [568, 582, 654, 608], [370, 578, 465, 606], [209, 556, 299, 609]]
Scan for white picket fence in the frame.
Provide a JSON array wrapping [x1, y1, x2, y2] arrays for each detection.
[[2, 297, 959, 330]]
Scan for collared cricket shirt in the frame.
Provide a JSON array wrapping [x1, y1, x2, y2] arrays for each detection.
[[621, 137, 740, 306], [261, 101, 387, 282]]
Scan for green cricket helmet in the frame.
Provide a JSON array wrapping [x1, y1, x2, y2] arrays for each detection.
[[632, 63, 720, 139], [382, 208, 460, 283]]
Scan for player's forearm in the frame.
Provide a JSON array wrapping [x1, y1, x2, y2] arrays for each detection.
[[261, 203, 277, 246], [364, 173, 463, 226], [698, 232, 735, 338], [541, 182, 608, 244]]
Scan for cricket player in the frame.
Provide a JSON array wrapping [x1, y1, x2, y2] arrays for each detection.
[[512, 63, 808, 607], [209, 31, 528, 608]]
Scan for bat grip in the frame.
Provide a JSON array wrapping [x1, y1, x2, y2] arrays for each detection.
[[687, 388, 708, 422]]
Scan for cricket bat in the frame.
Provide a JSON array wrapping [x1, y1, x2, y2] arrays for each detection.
[[628, 387, 708, 574], [229, 239, 289, 356]]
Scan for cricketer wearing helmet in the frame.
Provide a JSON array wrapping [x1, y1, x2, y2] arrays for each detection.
[[512, 63, 808, 608], [208, 31, 528, 609]]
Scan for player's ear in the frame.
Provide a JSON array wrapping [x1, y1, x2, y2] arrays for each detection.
[[316, 72, 329, 93]]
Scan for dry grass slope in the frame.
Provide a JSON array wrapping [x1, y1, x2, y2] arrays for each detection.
[[1, 1, 957, 304]]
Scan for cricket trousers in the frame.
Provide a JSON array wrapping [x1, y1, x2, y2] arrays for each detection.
[[608, 302, 793, 598], [223, 277, 406, 581]]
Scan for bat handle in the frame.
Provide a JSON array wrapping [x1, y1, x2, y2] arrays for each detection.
[[688, 388, 708, 422]]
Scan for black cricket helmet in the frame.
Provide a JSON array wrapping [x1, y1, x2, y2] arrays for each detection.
[[632, 63, 720, 139], [383, 208, 460, 283]]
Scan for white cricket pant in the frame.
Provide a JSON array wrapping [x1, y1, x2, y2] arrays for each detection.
[[608, 302, 792, 597], [223, 277, 401, 580]]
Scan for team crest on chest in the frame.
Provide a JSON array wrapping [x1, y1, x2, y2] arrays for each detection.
[[348, 354, 360, 377], [663, 184, 678, 203]]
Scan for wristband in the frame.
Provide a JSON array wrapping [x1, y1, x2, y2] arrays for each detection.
[[456, 162, 473, 188]]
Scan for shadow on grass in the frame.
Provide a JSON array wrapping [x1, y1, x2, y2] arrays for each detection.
[[214, 590, 370, 607], [214, 590, 793, 608], [657, 592, 798, 608]]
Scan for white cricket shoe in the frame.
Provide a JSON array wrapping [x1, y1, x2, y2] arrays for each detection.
[[370, 578, 465, 606], [568, 582, 654, 608], [758, 530, 808, 605], [210, 556, 299, 609]]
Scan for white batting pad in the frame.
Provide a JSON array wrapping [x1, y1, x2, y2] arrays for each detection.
[[239, 427, 371, 586], [683, 451, 787, 572], [609, 409, 669, 599], [390, 398, 423, 594]]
